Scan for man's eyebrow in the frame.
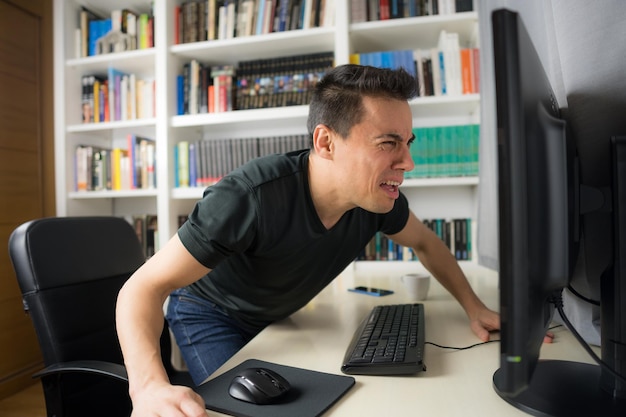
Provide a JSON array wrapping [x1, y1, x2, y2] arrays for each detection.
[[380, 133, 408, 141], [376, 133, 415, 143]]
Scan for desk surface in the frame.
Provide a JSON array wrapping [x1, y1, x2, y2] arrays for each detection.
[[203, 263, 597, 417]]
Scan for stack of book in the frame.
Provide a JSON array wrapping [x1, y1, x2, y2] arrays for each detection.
[[413, 30, 479, 97], [81, 68, 155, 124], [74, 134, 156, 192], [423, 217, 472, 260], [235, 51, 334, 110], [357, 232, 417, 262], [174, 0, 335, 44], [176, 51, 334, 114], [408, 124, 479, 179], [350, 31, 479, 98], [350, 0, 474, 22], [76, 6, 154, 58], [174, 134, 309, 188], [349, 49, 417, 78], [357, 217, 473, 262], [130, 215, 159, 258]]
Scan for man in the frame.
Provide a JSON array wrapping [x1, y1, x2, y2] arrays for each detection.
[[116, 64, 500, 416]]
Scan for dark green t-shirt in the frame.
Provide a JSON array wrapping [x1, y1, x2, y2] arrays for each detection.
[[178, 149, 410, 328]]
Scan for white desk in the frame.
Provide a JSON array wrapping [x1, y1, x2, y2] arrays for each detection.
[[204, 263, 597, 417]]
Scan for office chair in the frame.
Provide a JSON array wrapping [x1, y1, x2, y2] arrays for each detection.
[[8, 216, 193, 417]]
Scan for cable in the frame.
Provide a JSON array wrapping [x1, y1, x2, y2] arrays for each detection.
[[426, 325, 564, 351], [550, 292, 626, 385], [567, 284, 600, 306], [425, 339, 499, 351]]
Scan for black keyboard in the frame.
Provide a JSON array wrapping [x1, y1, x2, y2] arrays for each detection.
[[341, 303, 426, 375]]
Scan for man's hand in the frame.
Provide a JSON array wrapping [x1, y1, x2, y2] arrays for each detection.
[[131, 381, 207, 417], [468, 306, 500, 342], [468, 306, 556, 344]]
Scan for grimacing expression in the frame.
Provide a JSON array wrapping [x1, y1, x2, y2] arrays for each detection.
[[334, 96, 415, 214]]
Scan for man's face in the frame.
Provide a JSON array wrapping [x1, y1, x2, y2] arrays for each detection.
[[333, 95, 415, 214]]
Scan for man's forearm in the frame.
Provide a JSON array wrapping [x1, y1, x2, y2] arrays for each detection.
[[415, 236, 486, 315], [116, 277, 171, 396]]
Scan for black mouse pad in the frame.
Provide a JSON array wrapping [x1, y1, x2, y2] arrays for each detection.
[[195, 359, 356, 417]]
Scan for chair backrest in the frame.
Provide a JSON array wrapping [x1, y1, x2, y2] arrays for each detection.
[[9, 216, 146, 367]]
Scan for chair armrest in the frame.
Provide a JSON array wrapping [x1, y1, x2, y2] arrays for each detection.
[[33, 360, 128, 382]]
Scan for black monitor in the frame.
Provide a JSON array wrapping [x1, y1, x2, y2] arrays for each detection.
[[491, 8, 626, 417]]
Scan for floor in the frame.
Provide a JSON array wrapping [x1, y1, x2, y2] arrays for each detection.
[[0, 383, 46, 417]]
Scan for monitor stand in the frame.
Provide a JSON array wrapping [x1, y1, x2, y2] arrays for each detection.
[[494, 360, 626, 417]]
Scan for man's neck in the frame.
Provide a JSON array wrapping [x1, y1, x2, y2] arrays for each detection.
[[307, 153, 352, 230]]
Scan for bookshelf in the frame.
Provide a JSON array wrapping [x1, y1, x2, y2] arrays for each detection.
[[53, 0, 481, 260]]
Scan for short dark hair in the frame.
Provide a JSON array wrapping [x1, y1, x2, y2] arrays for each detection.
[[307, 64, 418, 141]]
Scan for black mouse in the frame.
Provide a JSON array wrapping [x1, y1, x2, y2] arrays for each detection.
[[228, 367, 291, 405]]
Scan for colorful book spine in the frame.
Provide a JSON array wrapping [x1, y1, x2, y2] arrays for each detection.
[[407, 124, 480, 179]]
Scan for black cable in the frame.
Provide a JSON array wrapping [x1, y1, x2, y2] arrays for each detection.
[[567, 284, 600, 306], [426, 325, 562, 351], [550, 292, 626, 385], [425, 339, 499, 350]]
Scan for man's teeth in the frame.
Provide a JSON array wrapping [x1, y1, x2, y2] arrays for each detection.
[[382, 181, 401, 186]]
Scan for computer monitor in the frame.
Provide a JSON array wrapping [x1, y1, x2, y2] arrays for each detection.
[[491, 8, 626, 417]]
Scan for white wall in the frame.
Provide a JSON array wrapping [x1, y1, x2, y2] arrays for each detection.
[[476, 0, 562, 270]]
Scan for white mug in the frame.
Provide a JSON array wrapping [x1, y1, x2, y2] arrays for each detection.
[[401, 273, 431, 301]]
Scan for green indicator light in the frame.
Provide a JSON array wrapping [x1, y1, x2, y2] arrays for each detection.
[[506, 356, 522, 363]]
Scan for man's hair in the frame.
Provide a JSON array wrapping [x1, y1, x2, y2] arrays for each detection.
[[307, 64, 418, 142]]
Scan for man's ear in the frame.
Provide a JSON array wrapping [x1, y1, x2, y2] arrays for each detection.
[[311, 124, 334, 160]]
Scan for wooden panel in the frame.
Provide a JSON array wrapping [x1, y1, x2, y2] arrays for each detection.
[[0, 0, 51, 401], [0, 296, 42, 375], [0, 1, 38, 83], [0, 149, 42, 222], [0, 73, 39, 152]]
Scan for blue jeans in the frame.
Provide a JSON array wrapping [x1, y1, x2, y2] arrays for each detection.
[[166, 288, 263, 385]]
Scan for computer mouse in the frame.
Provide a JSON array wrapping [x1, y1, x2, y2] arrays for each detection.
[[228, 367, 291, 405]]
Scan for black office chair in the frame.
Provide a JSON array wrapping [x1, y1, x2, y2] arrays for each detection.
[[8, 216, 193, 417]]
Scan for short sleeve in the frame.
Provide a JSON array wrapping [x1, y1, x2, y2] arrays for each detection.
[[178, 176, 259, 268]]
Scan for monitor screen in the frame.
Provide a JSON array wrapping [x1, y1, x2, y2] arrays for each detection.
[[491, 8, 626, 417]]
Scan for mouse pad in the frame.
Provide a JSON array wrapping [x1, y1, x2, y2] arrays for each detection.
[[196, 359, 356, 417]]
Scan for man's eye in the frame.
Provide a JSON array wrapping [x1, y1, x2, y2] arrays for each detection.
[[380, 141, 396, 150]]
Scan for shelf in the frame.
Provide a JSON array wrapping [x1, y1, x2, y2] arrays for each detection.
[[171, 106, 309, 128], [171, 187, 205, 200], [170, 95, 479, 130], [352, 259, 476, 273], [68, 189, 158, 199], [170, 27, 336, 65], [402, 177, 479, 188], [65, 48, 156, 75], [350, 12, 478, 52], [67, 118, 157, 133], [409, 94, 480, 117]]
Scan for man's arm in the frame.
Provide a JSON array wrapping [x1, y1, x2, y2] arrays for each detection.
[[116, 234, 210, 417], [387, 211, 500, 341]]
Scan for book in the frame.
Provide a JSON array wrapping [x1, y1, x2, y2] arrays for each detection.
[[107, 67, 128, 121], [132, 214, 159, 257], [79, 7, 103, 57], [81, 75, 94, 123], [460, 47, 473, 94], [127, 134, 156, 189], [177, 141, 190, 188]]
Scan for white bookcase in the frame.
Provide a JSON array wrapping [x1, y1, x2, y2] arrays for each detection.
[[53, 0, 481, 257]]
